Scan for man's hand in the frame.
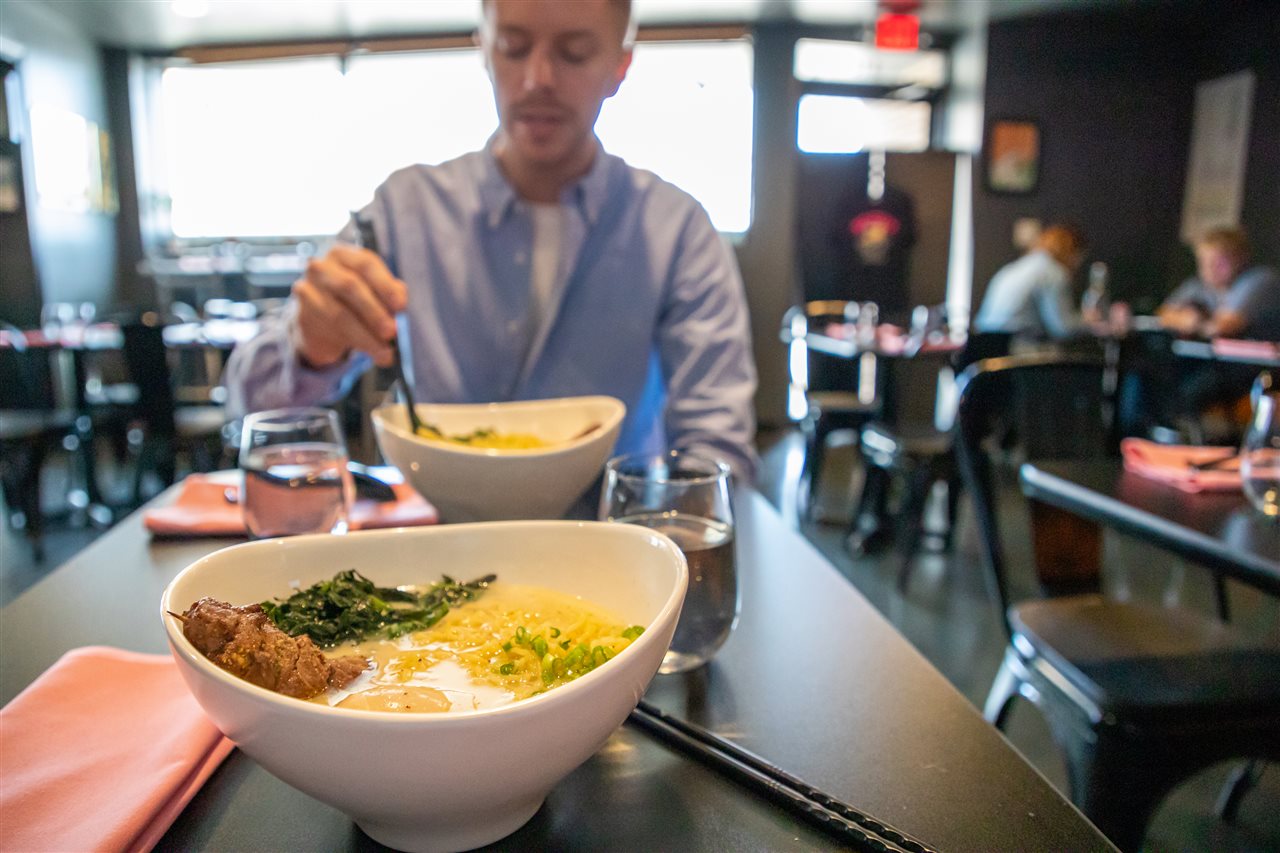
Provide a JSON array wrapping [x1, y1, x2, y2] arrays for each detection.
[[289, 245, 408, 368], [1156, 304, 1207, 337]]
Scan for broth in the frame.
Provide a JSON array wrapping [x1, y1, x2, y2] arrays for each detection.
[[316, 583, 642, 713]]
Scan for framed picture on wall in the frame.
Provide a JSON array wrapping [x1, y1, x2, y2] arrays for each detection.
[[985, 119, 1040, 194]]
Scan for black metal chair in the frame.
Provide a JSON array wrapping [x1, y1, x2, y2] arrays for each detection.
[[780, 301, 881, 519], [0, 323, 77, 561], [845, 332, 1013, 590], [118, 312, 227, 504], [955, 352, 1280, 852]]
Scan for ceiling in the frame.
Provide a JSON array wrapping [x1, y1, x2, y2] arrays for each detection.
[[27, 0, 1114, 52]]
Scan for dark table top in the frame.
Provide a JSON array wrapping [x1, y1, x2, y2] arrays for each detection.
[[0, 487, 1113, 852], [1020, 460, 1280, 595]]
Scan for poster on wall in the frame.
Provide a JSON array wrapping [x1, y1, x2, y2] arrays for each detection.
[[0, 152, 19, 213], [984, 119, 1040, 195], [1180, 70, 1255, 243]]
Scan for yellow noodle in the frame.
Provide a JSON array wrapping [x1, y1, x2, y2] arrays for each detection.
[[325, 583, 642, 710]]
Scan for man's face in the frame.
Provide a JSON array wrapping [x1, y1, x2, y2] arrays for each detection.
[[480, 0, 632, 171], [1195, 244, 1238, 292]]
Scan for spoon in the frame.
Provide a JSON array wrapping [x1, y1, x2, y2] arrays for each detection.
[[352, 213, 429, 439]]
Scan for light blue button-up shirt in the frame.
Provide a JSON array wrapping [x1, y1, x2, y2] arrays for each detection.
[[974, 249, 1085, 340], [224, 142, 758, 479]]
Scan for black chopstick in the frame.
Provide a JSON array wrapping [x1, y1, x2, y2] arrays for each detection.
[[351, 212, 426, 438], [628, 700, 940, 853]]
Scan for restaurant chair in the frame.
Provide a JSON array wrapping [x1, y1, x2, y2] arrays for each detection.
[[844, 332, 1012, 588], [119, 313, 228, 505], [779, 301, 880, 520], [955, 352, 1280, 852], [0, 323, 77, 561]]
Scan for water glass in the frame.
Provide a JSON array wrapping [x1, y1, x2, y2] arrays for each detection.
[[1241, 389, 1279, 520], [239, 407, 354, 538], [599, 450, 737, 673]]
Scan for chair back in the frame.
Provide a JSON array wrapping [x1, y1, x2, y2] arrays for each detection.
[[781, 301, 869, 417], [953, 352, 1110, 636], [120, 314, 177, 435], [952, 331, 1013, 373], [0, 322, 58, 411]]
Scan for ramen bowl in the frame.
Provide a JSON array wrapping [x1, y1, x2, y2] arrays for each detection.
[[162, 521, 686, 853], [371, 396, 626, 522]]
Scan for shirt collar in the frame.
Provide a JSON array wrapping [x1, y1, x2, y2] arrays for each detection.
[[479, 136, 611, 228]]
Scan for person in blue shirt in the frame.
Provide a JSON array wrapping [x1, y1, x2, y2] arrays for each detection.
[[225, 0, 758, 480], [973, 224, 1093, 340], [1157, 226, 1280, 342]]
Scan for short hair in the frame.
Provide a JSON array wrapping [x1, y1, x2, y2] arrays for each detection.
[[1195, 226, 1251, 266], [1036, 223, 1087, 266], [480, 0, 635, 47]]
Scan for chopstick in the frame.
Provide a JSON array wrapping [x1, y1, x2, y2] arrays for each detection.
[[351, 213, 427, 438], [627, 700, 940, 853]]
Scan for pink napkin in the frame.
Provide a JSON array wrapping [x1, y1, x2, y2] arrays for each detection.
[[143, 474, 438, 537], [1121, 438, 1243, 493], [0, 646, 235, 853], [1211, 337, 1280, 361]]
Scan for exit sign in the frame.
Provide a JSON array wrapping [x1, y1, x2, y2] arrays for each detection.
[[875, 13, 920, 51]]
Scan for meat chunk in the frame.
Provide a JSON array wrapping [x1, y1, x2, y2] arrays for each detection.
[[179, 597, 368, 699]]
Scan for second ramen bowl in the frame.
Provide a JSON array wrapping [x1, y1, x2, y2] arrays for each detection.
[[372, 396, 626, 522]]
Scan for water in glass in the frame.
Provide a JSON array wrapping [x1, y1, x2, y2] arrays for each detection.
[[615, 511, 737, 674], [600, 450, 737, 673], [1241, 393, 1279, 519], [240, 407, 352, 538], [242, 442, 351, 537]]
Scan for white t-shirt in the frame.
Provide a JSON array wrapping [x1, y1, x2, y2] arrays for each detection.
[[529, 203, 564, 334]]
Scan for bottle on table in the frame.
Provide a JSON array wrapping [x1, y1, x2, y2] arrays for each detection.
[[1083, 261, 1110, 319]]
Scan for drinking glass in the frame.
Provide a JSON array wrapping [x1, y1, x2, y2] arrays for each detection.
[[1241, 389, 1280, 520], [239, 407, 354, 538], [600, 450, 737, 673]]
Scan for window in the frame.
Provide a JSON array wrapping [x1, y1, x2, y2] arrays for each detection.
[[796, 95, 930, 154], [793, 38, 946, 89], [155, 38, 753, 239], [599, 40, 754, 234], [792, 37, 945, 155]]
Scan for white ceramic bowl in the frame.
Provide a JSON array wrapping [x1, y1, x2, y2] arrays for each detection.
[[162, 522, 686, 853], [371, 396, 626, 522]]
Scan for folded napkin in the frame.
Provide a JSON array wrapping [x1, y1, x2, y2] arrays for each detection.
[[1211, 337, 1280, 361], [144, 473, 438, 537], [1121, 437, 1243, 493], [0, 646, 235, 853]]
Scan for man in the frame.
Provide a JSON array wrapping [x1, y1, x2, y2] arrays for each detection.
[[973, 224, 1093, 340], [1158, 227, 1280, 341], [225, 0, 758, 480]]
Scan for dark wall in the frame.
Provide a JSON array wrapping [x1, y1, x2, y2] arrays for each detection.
[[1, 1, 117, 315], [1197, 1, 1280, 270], [0, 64, 41, 328], [973, 0, 1280, 313]]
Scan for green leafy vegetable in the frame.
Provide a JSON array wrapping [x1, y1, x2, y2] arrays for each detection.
[[260, 569, 495, 647]]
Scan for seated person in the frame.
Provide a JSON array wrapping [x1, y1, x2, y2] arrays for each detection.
[[1157, 226, 1280, 341], [223, 0, 758, 481], [973, 224, 1093, 340]]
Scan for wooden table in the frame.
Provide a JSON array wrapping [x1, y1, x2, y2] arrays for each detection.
[[1020, 459, 1280, 597], [0, 487, 1114, 852]]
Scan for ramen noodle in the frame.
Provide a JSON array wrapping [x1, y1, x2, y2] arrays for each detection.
[[414, 425, 549, 449], [319, 583, 643, 713]]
